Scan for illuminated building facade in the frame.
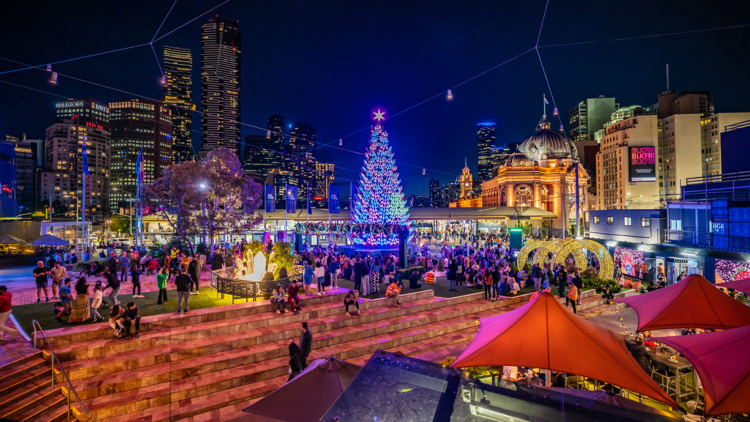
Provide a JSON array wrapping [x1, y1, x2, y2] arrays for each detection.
[[243, 114, 285, 174], [477, 122, 496, 181], [285, 122, 316, 199], [315, 162, 335, 199], [481, 115, 589, 231], [429, 179, 440, 207], [163, 46, 194, 163], [200, 17, 241, 155], [43, 98, 111, 221], [5, 133, 42, 212], [109, 99, 173, 214]]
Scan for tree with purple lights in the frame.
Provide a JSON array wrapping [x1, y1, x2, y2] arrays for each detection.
[[351, 112, 410, 246]]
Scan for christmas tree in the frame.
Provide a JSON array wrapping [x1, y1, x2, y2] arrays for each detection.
[[351, 117, 410, 246]]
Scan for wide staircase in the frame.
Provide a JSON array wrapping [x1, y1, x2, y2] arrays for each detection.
[[0, 286, 634, 422], [0, 352, 79, 422]]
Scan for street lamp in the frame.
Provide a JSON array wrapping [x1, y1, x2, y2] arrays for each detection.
[[198, 182, 207, 245], [47, 192, 68, 222]]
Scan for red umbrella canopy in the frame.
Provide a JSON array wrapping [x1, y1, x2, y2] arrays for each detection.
[[657, 326, 750, 416], [451, 292, 679, 408], [718, 278, 750, 295], [615, 275, 750, 331]]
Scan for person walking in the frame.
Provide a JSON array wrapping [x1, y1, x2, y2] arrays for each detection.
[[33, 261, 51, 303], [50, 262, 66, 300], [573, 272, 583, 305], [0, 286, 19, 342], [130, 260, 143, 298], [68, 277, 91, 323], [566, 281, 578, 314], [287, 342, 304, 381], [298, 321, 312, 369], [91, 282, 104, 322], [103, 268, 121, 306], [175, 267, 191, 315], [156, 266, 168, 304], [119, 252, 130, 284]]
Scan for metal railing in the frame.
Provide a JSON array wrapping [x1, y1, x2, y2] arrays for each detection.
[[665, 229, 697, 245], [32, 320, 91, 422]]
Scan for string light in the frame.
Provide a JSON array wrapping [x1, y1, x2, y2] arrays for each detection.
[[266, 130, 271, 139], [446, 89, 453, 100], [339, 138, 343, 146], [49, 72, 58, 84]]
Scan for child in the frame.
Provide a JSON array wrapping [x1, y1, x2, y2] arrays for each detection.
[[91, 282, 104, 322]]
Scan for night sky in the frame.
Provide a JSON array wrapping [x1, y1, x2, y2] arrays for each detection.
[[1, 0, 749, 197]]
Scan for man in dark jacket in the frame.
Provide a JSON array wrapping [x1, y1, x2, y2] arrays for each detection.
[[103, 269, 121, 306], [188, 256, 201, 295], [298, 321, 313, 368], [122, 302, 141, 339], [107, 252, 119, 279], [573, 272, 583, 305], [447, 259, 458, 291], [175, 267, 192, 314], [212, 250, 224, 271], [627, 337, 652, 374], [532, 264, 543, 291], [353, 258, 368, 293]]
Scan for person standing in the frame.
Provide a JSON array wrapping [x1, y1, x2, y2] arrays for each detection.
[[91, 282, 104, 322], [156, 266, 168, 304], [484, 268, 495, 301], [119, 252, 130, 284], [573, 272, 583, 305], [0, 286, 19, 342], [175, 267, 191, 314], [287, 342, 304, 381], [58, 278, 74, 317], [107, 251, 118, 279], [303, 261, 314, 297], [188, 256, 201, 295], [50, 262, 66, 300], [532, 264, 543, 292], [448, 259, 458, 291], [329, 257, 340, 290], [130, 260, 143, 298], [314, 262, 326, 295], [33, 261, 51, 303], [298, 321, 313, 369], [566, 281, 578, 314], [68, 277, 91, 323]]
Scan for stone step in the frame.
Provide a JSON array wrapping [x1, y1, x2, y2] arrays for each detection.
[[53, 290, 435, 362], [0, 385, 62, 420], [67, 293, 507, 397], [39, 289, 370, 348], [0, 353, 46, 385], [73, 297, 515, 421], [16, 395, 68, 422], [0, 365, 51, 399]]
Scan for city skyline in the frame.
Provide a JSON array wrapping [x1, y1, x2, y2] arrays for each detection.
[[0, 0, 749, 196]]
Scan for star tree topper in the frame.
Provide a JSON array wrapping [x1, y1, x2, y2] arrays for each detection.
[[373, 109, 385, 122]]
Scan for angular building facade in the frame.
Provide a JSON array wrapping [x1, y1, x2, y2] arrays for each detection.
[[569, 96, 619, 142], [200, 17, 241, 155], [163, 46, 194, 164], [477, 122, 496, 182], [108, 99, 173, 214], [242, 114, 285, 175]]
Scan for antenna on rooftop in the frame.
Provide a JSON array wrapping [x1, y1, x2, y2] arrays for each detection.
[[666, 64, 670, 91]]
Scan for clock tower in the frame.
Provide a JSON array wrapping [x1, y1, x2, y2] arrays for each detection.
[[459, 158, 473, 198]]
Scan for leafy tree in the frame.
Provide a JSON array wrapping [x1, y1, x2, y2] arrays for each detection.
[[109, 215, 131, 233]]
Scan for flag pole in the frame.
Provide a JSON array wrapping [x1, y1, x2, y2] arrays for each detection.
[[306, 181, 309, 224], [328, 181, 331, 246]]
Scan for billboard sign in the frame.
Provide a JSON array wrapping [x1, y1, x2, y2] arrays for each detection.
[[629, 146, 656, 182]]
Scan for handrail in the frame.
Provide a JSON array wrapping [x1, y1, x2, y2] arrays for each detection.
[[31, 320, 91, 421]]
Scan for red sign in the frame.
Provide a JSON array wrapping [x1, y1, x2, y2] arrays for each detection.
[[85, 121, 104, 130]]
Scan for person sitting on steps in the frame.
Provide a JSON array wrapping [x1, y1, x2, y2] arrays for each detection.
[[344, 290, 361, 316]]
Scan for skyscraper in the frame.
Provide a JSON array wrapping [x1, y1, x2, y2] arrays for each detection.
[[108, 99, 173, 214], [285, 122, 316, 199], [429, 179, 440, 207], [477, 122, 496, 182], [200, 17, 241, 155], [569, 96, 619, 142], [5, 133, 42, 213], [163, 46, 193, 164], [242, 114, 284, 174]]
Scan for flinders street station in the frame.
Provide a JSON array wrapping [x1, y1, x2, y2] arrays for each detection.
[[451, 113, 590, 235]]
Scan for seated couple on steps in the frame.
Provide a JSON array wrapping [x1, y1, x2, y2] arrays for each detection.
[[271, 281, 305, 316]]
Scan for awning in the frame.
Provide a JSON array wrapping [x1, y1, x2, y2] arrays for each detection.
[[27, 234, 69, 246], [0, 235, 30, 245], [239, 357, 361, 422], [615, 275, 750, 331], [718, 278, 750, 296], [657, 326, 750, 416], [451, 292, 679, 408]]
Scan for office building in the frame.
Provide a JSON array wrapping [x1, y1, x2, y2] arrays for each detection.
[[0, 143, 17, 217], [43, 98, 111, 221], [285, 122, 316, 199], [108, 99, 173, 214], [477, 122, 496, 181], [701, 113, 750, 176], [440, 183, 459, 207], [593, 105, 650, 142], [416, 195, 426, 207], [657, 90, 714, 119], [243, 114, 285, 173], [163, 46, 194, 163], [595, 114, 660, 210], [721, 119, 750, 174], [314, 162, 335, 200], [660, 114, 703, 201], [5, 133, 42, 213], [429, 179, 440, 207], [569, 96, 619, 142], [200, 17, 241, 155]]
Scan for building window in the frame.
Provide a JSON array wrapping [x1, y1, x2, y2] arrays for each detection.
[[593, 216, 600, 224], [641, 218, 650, 227], [670, 220, 682, 230], [624, 217, 632, 226], [606, 217, 614, 225]]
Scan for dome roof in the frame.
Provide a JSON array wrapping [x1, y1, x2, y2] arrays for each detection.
[[505, 152, 533, 167], [518, 115, 578, 162]]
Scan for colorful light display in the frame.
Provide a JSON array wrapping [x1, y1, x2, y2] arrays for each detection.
[[614, 247, 644, 277], [350, 122, 411, 246], [715, 258, 750, 284]]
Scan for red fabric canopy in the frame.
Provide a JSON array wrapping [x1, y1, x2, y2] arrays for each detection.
[[615, 275, 750, 331], [718, 278, 750, 295], [451, 292, 679, 408], [657, 326, 750, 416]]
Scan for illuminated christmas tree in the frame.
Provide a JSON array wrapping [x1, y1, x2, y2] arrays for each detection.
[[351, 111, 410, 246]]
